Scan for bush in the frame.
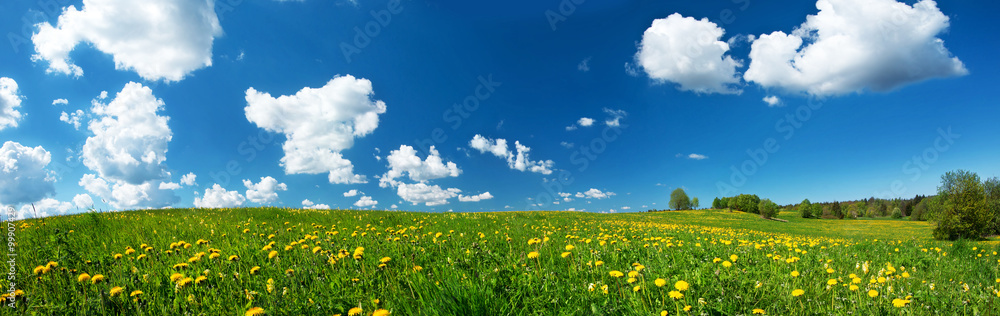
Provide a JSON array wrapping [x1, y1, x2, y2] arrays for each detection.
[[733, 194, 760, 214], [799, 199, 812, 219], [910, 199, 928, 221], [758, 199, 779, 219], [933, 170, 989, 240], [891, 207, 903, 219]]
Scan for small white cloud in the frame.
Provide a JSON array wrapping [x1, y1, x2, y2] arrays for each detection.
[[577, 117, 595, 127], [194, 184, 245, 208], [687, 153, 708, 160], [580, 188, 615, 199], [559, 141, 574, 149], [59, 109, 86, 129], [302, 199, 330, 210], [578, 57, 591, 72], [343, 189, 359, 197], [354, 195, 378, 208], [469, 135, 554, 175], [180, 173, 197, 186], [243, 176, 287, 204], [52, 98, 69, 106], [565, 125, 578, 131], [762, 95, 782, 107], [158, 182, 181, 190], [603, 108, 627, 127], [458, 192, 493, 202]]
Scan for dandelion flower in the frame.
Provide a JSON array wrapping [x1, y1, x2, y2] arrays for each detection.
[[565, 245, 575, 251], [730, 254, 738, 262], [195, 276, 208, 285], [752, 309, 765, 314], [177, 277, 194, 287], [594, 261, 604, 266], [827, 279, 837, 286], [348, 307, 363, 316], [250, 266, 261, 275], [352, 247, 364, 260], [561, 252, 571, 258], [660, 311, 668, 316], [527, 251, 540, 259], [413, 266, 423, 272], [245, 307, 265, 316], [372, 310, 390, 316], [655, 278, 667, 287], [792, 289, 804, 297], [892, 298, 910, 307], [380, 257, 392, 263], [91, 274, 105, 284], [78, 273, 91, 283], [33, 266, 45, 275], [110, 286, 124, 297], [171, 273, 185, 282], [790, 271, 799, 277], [668, 290, 684, 299], [722, 261, 732, 268], [268, 251, 278, 259], [130, 290, 143, 297], [675, 280, 690, 291], [633, 285, 641, 292], [868, 290, 878, 298], [609, 271, 624, 278], [849, 285, 859, 291]]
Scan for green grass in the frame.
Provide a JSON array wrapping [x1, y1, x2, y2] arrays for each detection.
[[6, 208, 999, 315]]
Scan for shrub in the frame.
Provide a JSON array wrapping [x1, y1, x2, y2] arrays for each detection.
[[758, 199, 779, 219], [891, 207, 903, 219], [799, 199, 812, 219], [933, 170, 989, 240]]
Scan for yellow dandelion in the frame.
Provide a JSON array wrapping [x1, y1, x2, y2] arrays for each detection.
[[752, 309, 765, 314], [627, 271, 639, 278], [110, 286, 124, 297], [633, 285, 641, 292], [668, 290, 684, 299], [654, 278, 667, 287], [827, 279, 837, 286], [348, 307, 363, 316], [130, 290, 143, 297], [379, 257, 392, 263], [171, 273, 185, 282], [730, 254, 738, 262], [177, 277, 194, 287], [245, 307, 265, 316], [792, 289, 804, 297], [250, 266, 261, 275], [868, 290, 878, 298], [352, 247, 364, 260], [413, 265, 423, 272], [594, 260, 604, 266], [565, 245, 575, 251], [372, 309, 390, 316], [91, 274, 105, 284], [660, 311, 668, 316], [849, 285, 859, 291], [892, 298, 910, 308], [268, 251, 278, 259], [527, 251, 540, 259], [561, 252, 571, 258], [195, 276, 208, 285], [609, 271, 624, 278], [675, 280, 690, 291], [33, 266, 45, 275], [722, 261, 732, 268], [78, 273, 91, 283], [790, 271, 799, 277]]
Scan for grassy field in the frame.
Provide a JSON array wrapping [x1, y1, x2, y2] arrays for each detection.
[[5, 208, 999, 315]]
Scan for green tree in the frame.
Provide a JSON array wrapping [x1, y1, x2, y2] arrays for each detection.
[[799, 199, 813, 218], [758, 198, 779, 219], [891, 207, 903, 219], [691, 197, 700, 210], [720, 197, 732, 211], [733, 194, 760, 214], [712, 197, 722, 209], [669, 188, 691, 211], [984, 177, 1000, 235], [911, 199, 928, 221], [831, 201, 843, 219], [933, 170, 988, 240]]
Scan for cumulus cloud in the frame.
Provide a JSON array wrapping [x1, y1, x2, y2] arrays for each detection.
[[380, 145, 460, 187], [744, 0, 967, 96], [458, 192, 493, 202], [194, 184, 245, 208], [243, 176, 287, 204], [469, 135, 554, 175], [603, 108, 627, 127], [558, 192, 573, 202], [394, 182, 459, 206], [302, 199, 330, 210], [180, 173, 197, 186], [59, 109, 86, 129], [762, 95, 782, 107], [73, 193, 94, 209], [578, 117, 594, 127], [635, 13, 742, 94], [31, 0, 223, 82], [18, 198, 72, 218], [580, 188, 615, 199], [78, 83, 178, 209], [686, 153, 708, 160], [245, 75, 386, 184], [159, 182, 181, 190], [0, 77, 24, 131], [354, 195, 378, 208], [0, 141, 56, 205], [343, 189, 359, 197], [52, 98, 69, 106]]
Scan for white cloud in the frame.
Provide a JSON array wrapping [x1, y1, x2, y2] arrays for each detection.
[[458, 192, 493, 202], [635, 13, 741, 94], [302, 199, 330, 210], [72, 194, 94, 209], [580, 188, 615, 199], [687, 153, 708, 160], [565, 125, 578, 131], [395, 182, 460, 206], [558, 192, 573, 202], [603, 108, 627, 127], [577, 117, 595, 127], [380, 145, 460, 187], [20, 198, 73, 217], [621, 206, 631, 210], [59, 109, 86, 129], [390, 204, 398, 209], [194, 184, 245, 208], [31, 0, 223, 82], [343, 189, 359, 197], [744, 0, 967, 96], [52, 99, 68, 106], [180, 173, 197, 186], [158, 182, 181, 190], [559, 141, 574, 149], [762, 95, 782, 107], [354, 195, 378, 208], [0, 77, 23, 131], [77, 83, 179, 209], [245, 75, 386, 184], [469, 135, 554, 175], [243, 176, 287, 204], [578, 57, 591, 72], [0, 141, 56, 205]]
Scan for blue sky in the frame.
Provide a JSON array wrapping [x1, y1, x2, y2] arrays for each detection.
[[1, 0, 998, 217]]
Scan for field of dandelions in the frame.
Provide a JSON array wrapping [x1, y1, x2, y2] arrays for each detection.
[[6, 207, 999, 315]]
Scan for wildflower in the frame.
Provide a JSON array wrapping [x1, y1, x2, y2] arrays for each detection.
[[713, 257, 722, 263], [268, 251, 278, 259], [730, 254, 738, 262], [792, 289, 804, 297], [633, 285, 641, 292], [892, 298, 910, 307], [177, 277, 194, 287], [527, 251, 540, 259], [130, 290, 143, 297], [594, 260, 604, 266], [655, 278, 667, 287], [684, 306, 692, 311], [245, 307, 265, 316], [627, 271, 639, 278], [668, 291, 684, 299], [661, 311, 668, 316], [373, 310, 390, 316], [826, 268, 835, 274], [565, 245, 575, 251], [609, 271, 624, 278], [827, 279, 837, 286], [752, 309, 765, 314], [413, 266, 423, 272], [348, 307, 363, 316], [722, 261, 732, 268], [352, 247, 364, 260], [114, 254, 122, 260], [561, 252, 571, 258], [790, 271, 799, 277], [171, 273, 185, 282], [868, 290, 878, 298], [849, 285, 859, 291], [195, 276, 208, 285], [110, 286, 124, 297], [250, 266, 261, 275], [91, 274, 105, 284], [78, 273, 91, 283], [33, 266, 45, 275], [675, 280, 689, 291], [267, 278, 275, 293]]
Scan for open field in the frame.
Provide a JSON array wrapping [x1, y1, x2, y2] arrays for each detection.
[[6, 208, 1000, 315]]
